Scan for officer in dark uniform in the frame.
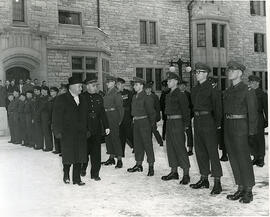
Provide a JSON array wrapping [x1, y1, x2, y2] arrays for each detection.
[[12, 89, 20, 144], [116, 77, 134, 156], [18, 93, 26, 145], [80, 77, 110, 180], [33, 86, 43, 150], [223, 61, 257, 203], [160, 80, 170, 141], [145, 81, 163, 146], [40, 86, 53, 151], [179, 80, 194, 155], [190, 62, 223, 195], [127, 77, 156, 176], [24, 91, 34, 147], [248, 75, 268, 167], [102, 76, 124, 168], [161, 72, 191, 184], [7, 93, 15, 143]]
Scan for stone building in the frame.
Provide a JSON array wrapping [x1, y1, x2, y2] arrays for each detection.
[[0, 0, 267, 92]]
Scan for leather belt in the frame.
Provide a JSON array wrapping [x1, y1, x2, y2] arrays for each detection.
[[105, 108, 116, 112], [194, 111, 210, 116], [133, 115, 147, 120], [225, 114, 247, 119], [167, 115, 182, 120]]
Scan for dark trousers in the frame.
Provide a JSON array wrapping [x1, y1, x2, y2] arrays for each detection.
[[18, 114, 26, 144], [54, 136, 61, 153], [152, 123, 163, 145], [8, 113, 15, 142], [224, 119, 255, 187], [166, 119, 190, 169], [63, 163, 81, 183], [82, 135, 101, 178], [217, 127, 227, 154], [185, 125, 193, 148], [41, 115, 53, 150], [194, 115, 222, 177], [33, 121, 43, 149], [13, 113, 20, 143], [25, 114, 34, 146], [133, 118, 155, 164], [119, 117, 134, 157], [162, 117, 167, 140]]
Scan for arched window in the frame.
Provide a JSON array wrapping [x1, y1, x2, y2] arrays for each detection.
[[13, 0, 25, 23]]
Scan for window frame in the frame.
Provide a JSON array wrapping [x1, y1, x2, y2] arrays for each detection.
[[250, 0, 266, 16], [212, 67, 228, 91], [12, 0, 27, 26], [139, 20, 158, 46], [253, 71, 268, 91], [197, 23, 206, 47], [254, 33, 265, 53], [58, 10, 82, 26]]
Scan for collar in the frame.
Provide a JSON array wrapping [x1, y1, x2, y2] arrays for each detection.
[[69, 90, 78, 98]]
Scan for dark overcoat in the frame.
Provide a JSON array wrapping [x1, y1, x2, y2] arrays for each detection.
[[52, 91, 87, 164]]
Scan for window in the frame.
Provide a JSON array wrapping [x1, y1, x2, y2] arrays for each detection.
[[197, 24, 206, 47], [211, 23, 226, 48], [139, 20, 157, 45], [250, 1, 266, 16], [71, 56, 98, 80], [253, 71, 268, 91], [220, 25, 225, 48], [13, 0, 25, 23], [212, 67, 228, 90], [59, 10, 81, 25], [135, 67, 164, 91], [254, 33, 265, 52], [212, 24, 218, 47]]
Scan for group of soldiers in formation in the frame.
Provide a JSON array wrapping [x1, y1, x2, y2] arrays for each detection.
[[1, 60, 267, 204]]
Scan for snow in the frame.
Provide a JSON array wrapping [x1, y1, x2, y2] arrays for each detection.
[[0, 130, 268, 217]]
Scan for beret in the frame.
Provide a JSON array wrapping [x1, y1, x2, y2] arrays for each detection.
[[132, 77, 145, 85], [68, 76, 83, 85], [116, 77, 126, 83], [195, 62, 211, 73], [227, 60, 246, 72], [248, 75, 261, 82], [167, 72, 180, 81]]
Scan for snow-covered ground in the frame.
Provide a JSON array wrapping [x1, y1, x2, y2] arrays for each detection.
[[0, 131, 268, 217]]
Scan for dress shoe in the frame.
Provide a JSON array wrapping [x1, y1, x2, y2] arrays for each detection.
[[91, 176, 101, 181], [159, 142, 163, 147], [210, 180, 222, 195], [73, 181, 85, 186], [179, 175, 190, 185], [52, 151, 60, 154], [63, 175, 70, 184], [127, 165, 143, 173], [220, 155, 228, 162], [256, 158, 264, 167], [252, 158, 258, 165], [102, 158, 115, 166], [190, 178, 209, 189], [161, 172, 179, 181], [188, 150, 193, 156], [59, 153, 62, 157], [226, 190, 244, 200], [80, 170, 86, 177], [147, 166, 154, 176], [115, 160, 123, 169], [43, 149, 53, 152], [239, 191, 253, 203]]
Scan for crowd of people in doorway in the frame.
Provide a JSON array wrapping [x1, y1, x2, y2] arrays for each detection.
[[0, 60, 267, 204]]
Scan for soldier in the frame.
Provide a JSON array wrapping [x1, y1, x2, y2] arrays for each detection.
[[50, 87, 61, 154], [102, 76, 124, 168], [32, 86, 43, 150], [116, 77, 134, 156], [127, 77, 156, 176], [248, 75, 268, 167], [22, 78, 34, 93], [12, 89, 20, 144], [161, 72, 191, 184], [18, 93, 27, 145], [178, 80, 194, 156], [190, 62, 223, 195], [160, 80, 170, 141], [40, 86, 53, 151], [52, 76, 87, 186], [7, 94, 15, 143], [80, 77, 110, 181], [145, 81, 163, 147], [223, 61, 257, 203], [24, 91, 34, 147]]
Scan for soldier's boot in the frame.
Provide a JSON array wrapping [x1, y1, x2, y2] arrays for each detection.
[[226, 190, 244, 200], [179, 175, 190, 185], [220, 154, 228, 162], [161, 172, 179, 181], [115, 160, 123, 169], [187, 148, 193, 156], [80, 163, 87, 177], [256, 156, 265, 167], [127, 165, 143, 173], [210, 179, 222, 195], [239, 191, 253, 203], [102, 158, 115, 166], [190, 178, 209, 189], [147, 166, 154, 176], [63, 173, 70, 184]]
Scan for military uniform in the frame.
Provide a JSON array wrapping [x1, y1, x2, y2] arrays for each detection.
[[103, 85, 124, 158], [160, 80, 170, 140], [32, 92, 43, 149], [80, 83, 109, 179], [7, 98, 16, 143], [12, 96, 20, 144], [18, 97, 26, 144], [24, 97, 34, 147]]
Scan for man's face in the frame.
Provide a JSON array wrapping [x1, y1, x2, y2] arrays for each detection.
[[228, 69, 242, 81], [133, 83, 143, 92], [116, 82, 124, 91], [13, 91, 19, 98], [106, 81, 115, 89], [8, 95, 14, 101], [41, 89, 48, 96], [34, 89, 40, 96], [249, 81, 259, 89], [34, 79, 38, 85], [179, 84, 186, 91], [5, 81, 10, 86], [26, 79, 31, 84], [11, 80, 15, 85], [19, 95, 26, 101], [145, 88, 152, 95], [50, 90, 57, 98], [86, 83, 97, 93], [69, 83, 82, 95], [167, 79, 178, 89], [19, 79, 23, 84], [59, 88, 67, 95], [26, 93, 33, 99], [195, 70, 208, 82]]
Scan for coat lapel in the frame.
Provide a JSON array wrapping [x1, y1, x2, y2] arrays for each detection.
[[66, 92, 79, 108]]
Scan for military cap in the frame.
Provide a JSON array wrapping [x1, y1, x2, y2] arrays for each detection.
[[207, 76, 218, 84], [167, 72, 180, 81], [84, 77, 98, 85], [105, 75, 116, 83], [145, 81, 154, 89], [33, 86, 41, 91], [195, 62, 211, 73], [248, 75, 261, 82], [132, 77, 145, 85], [68, 76, 83, 85], [227, 60, 246, 72], [116, 77, 126, 84], [50, 87, 59, 92], [161, 80, 168, 86]]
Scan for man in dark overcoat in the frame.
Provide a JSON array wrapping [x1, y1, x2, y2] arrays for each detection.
[[160, 80, 170, 141], [52, 76, 87, 186]]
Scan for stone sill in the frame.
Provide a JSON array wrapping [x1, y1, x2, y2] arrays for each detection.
[[58, 24, 109, 37]]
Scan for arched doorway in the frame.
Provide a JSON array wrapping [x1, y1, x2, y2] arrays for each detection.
[[6, 67, 30, 84]]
